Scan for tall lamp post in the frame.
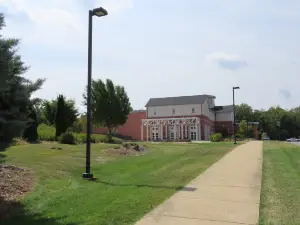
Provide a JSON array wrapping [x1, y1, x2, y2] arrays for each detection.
[[83, 7, 108, 179], [233, 86, 240, 144]]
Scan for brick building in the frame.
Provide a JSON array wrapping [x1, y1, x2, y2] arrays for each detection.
[[93, 94, 258, 141]]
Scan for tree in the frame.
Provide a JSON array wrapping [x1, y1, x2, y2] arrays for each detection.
[[263, 106, 285, 139], [41, 98, 78, 129], [40, 100, 57, 125], [236, 103, 253, 122], [0, 13, 45, 141], [68, 114, 86, 133], [83, 79, 131, 141], [23, 105, 38, 142], [238, 120, 247, 137], [55, 95, 67, 138]]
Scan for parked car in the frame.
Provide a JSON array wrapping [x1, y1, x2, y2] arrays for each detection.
[[286, 138, 300, 142]]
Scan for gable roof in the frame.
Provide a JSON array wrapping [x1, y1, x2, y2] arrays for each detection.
[[145, 95, 215, 107]]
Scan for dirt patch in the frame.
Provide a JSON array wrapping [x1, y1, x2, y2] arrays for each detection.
[[0, 164, 35, 218], [105, 143, 147, 156], [96, 156, 109, 163]]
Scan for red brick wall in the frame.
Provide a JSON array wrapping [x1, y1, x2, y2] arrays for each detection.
[[215, 121, 234, 135], [93, 127, 108, 134], [116, 111, 146, 140], [92, 111, 146, 140]]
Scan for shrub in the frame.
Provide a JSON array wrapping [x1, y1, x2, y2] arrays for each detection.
[[73, 133, 123, 144], [112, 137, 123, 144], [93, 134, 108, 143], [74, 133, 86, 143], [38, 124, 56, 141], [236, 133, 244, 139], [210, 133, 223, 142], [59, 132, 76, 144]]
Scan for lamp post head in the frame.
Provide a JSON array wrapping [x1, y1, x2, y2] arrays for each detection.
[[92, 7, 108, 17], [233, 86, 240, 90]]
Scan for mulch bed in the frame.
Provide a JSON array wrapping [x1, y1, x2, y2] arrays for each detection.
[[105, 143, 147, 156], [0, 164, 35, 219]]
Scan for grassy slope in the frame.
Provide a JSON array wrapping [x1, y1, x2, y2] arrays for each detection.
[[1, 142, 234, 225], [259, 141, 300, 225]]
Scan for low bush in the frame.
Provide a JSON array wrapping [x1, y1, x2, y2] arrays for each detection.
[[59, 132, 76, 144], [73, 133, 123, 144], [112, 137, 123, 144], [38, 124, 56, 141], [210, 133, 223, 142], [236, 133, 245, 139], [37, 124, 123, 144]]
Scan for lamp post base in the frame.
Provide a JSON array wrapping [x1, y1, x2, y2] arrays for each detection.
[[82, 172, 94, 179]]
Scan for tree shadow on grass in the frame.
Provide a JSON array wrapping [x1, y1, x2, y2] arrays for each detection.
[[96, 180, 185, 191], [0, 153, 5, 164], [0, 196, 78, 225], [0, 142, 11, 152]]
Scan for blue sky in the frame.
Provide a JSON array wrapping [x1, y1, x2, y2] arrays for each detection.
[[1, 0, 300, 112]]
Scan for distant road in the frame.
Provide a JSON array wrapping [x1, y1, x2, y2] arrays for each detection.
[[292, 142, 300, 146]]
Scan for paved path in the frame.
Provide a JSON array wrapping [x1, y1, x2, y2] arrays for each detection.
[[135, 141, 263, 225]]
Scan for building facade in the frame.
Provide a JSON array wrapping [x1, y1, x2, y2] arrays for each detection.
[[141, 95, 233, 141], [93, 94, 245, 141]]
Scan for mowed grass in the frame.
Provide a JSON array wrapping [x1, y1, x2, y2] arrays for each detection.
[[1, 142, 234, 225], [259, 141, 300, 225]]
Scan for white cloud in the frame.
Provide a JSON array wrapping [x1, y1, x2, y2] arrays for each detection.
[[206, 52, 248, 70], [279, 89, 292, 99], [1, 0, 81, 28], [1, 0, 134, 48]]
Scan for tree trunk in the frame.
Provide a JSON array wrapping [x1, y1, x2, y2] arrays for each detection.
[[107, 127, 113, 143]]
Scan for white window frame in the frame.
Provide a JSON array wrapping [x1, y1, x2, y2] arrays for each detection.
[[172, 108, 175, 115]]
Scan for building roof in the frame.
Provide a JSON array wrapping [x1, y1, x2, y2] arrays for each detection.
[[211, 105, 234, 113], [145, 95, 215, 107], [216, 105, 234, 113]]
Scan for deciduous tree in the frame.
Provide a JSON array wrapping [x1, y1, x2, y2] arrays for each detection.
[[83, 79, 131, 141]]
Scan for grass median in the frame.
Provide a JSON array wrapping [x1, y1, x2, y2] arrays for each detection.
[[259, 141, 300, 225]]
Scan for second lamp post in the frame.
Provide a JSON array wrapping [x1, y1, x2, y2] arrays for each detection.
[[233, 86, 240, 144]]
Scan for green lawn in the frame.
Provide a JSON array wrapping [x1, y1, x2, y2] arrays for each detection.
[[259, 141, 300, 225], [1, 142, 234, 225]]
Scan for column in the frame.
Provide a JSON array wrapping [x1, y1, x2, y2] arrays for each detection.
[[141, 125, 143, 141], [174, 124, 177, 140], [185, 125, 188, 139], [146, 125, 149, 141], [181, 124, 183, 140], [165, 125, 168, 139], [195, 123, 198, 141], [199, 122, 201, 141], [160, 124, 163, 140]]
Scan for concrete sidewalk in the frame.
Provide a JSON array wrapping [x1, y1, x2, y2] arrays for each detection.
[[135, 141, 263, 225]]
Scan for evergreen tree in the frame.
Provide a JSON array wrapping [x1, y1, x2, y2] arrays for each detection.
[[41, 98, 78, 128], [23, 105, 38, 142], [55, 95, 68, 138], [0, 13, 44, 141]]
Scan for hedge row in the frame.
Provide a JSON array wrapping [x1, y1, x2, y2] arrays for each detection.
[[37, 124, 123, 144]]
